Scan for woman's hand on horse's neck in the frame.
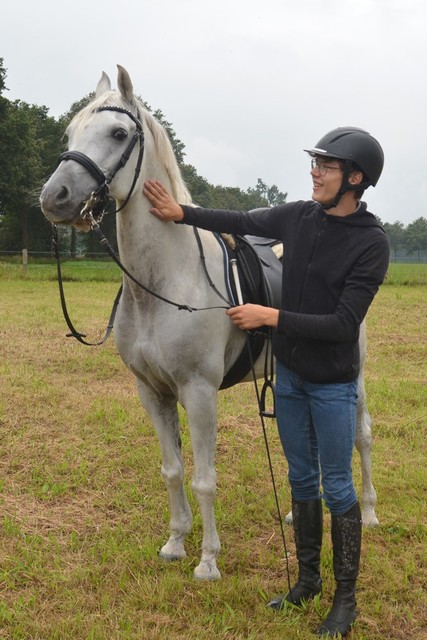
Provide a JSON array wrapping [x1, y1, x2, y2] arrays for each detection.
[[143, 180, 184, 222]]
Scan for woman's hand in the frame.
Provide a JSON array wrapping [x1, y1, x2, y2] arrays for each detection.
[[226, 304, 279, 330], [143, 180, 184, 221]]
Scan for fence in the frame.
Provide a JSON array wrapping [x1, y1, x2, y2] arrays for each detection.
[[2, 250, 427, 264]]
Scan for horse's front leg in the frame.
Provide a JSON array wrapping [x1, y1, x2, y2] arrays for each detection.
[[356, 377, 379, 527], [136, 380, 193, 560], [183, 385, 221, 580]]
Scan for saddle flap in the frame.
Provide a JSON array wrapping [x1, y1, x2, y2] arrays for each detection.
[[231, 235, 282, 309]]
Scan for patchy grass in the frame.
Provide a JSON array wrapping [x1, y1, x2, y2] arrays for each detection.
[[0, 269, 426, 639]]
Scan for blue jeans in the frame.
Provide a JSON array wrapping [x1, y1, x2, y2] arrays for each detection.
[[275, 361, 358, 515]]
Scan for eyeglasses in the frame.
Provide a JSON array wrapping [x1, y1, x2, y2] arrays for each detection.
[[310, 158, 342, 176]]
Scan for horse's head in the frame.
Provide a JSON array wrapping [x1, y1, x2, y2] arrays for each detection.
[[40, 66, 146, 231]]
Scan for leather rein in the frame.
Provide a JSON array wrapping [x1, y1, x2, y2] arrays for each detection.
[[53, 105, 231, 346]]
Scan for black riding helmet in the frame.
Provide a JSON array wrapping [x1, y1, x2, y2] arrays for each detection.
[[304, 127, 384, 208]]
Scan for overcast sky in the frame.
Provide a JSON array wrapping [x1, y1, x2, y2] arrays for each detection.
[[3, 0, 426, 225]]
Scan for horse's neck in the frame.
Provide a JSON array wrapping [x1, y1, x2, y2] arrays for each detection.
[[115, 181, 194, 284]]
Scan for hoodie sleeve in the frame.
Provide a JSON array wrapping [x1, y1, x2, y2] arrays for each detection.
[[180, 204, 289, 239]]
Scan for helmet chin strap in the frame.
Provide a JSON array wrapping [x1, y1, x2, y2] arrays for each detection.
[[322, 161, 351, 210], [322, 191, 344, 210], [322, 160, 370, 210]]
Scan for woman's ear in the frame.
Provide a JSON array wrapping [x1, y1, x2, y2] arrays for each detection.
[[349, 170, 363, 186]]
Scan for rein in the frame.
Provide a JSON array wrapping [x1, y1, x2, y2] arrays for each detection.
[[51, 219, 232, 347], [92, 223, 232, 312], [52, 225, 122, 346]]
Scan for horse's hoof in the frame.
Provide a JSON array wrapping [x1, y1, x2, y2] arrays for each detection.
[[194, 561, 221, 581], [159, 540, 186, 561], [159, 550, 185, 562], [362, 511, 379, 527]]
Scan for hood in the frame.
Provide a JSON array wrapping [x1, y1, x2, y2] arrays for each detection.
[[320, 201, 385, 230]]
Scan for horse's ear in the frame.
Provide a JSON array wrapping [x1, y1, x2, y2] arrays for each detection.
[[117, 65, 134, 104], [95, 72, 111, 98]]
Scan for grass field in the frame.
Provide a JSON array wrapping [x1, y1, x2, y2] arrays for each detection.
[[0, 262, 426, 639]]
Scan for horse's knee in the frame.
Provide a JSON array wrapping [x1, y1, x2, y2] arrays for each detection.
[[161, 463, 184, 489], [191, 477, 216, 502]]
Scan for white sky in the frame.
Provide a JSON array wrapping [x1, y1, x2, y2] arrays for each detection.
[[3, 0, 427, 225]]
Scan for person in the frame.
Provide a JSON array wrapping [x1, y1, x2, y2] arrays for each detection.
[[143, 126, 390, 638]]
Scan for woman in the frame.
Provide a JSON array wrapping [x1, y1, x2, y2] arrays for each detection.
[[143, 127, 389, 637]]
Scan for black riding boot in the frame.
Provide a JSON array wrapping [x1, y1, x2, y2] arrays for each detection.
[[317, 502, 362, 637], [268, 498, 323, 610]]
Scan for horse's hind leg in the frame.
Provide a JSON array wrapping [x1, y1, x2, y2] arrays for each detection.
[[136, 381, 193, 560], [356, 375, 379, 527]]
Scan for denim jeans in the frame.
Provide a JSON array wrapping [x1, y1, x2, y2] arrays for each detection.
[[275, 360, 358, 515]]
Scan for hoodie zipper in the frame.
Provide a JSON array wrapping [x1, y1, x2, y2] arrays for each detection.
[[289, 213, 328, 370]]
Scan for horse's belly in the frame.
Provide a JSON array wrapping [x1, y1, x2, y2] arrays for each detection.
[[114, 293, 245, 390]]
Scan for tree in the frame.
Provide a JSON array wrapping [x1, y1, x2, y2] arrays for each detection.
[[0, 96, 63, 252], [181, 164, 212, 205], [247, 178, 287, 207], [383, 220, 406, 259], [58, 93, 95, 131], [152, 108, 186, 165], [0, 58, 6, 95], [405, 217, 427, 257]]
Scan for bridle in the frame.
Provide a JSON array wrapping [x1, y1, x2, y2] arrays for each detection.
[[58, 106, 145, 228]]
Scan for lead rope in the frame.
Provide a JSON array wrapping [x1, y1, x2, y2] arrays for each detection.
[[230, 266, 292, 596]]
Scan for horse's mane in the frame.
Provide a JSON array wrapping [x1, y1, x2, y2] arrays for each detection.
[[69, 91, 193, 205]]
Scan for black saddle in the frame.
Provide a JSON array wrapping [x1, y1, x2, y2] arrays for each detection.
[[220, 226, 282, 389], [229, 234, 282, 309]]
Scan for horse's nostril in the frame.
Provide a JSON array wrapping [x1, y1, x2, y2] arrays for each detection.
[[57, 186, 69, 202]]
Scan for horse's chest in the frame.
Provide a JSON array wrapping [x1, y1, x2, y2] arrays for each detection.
[[114, 303, 176, 371]]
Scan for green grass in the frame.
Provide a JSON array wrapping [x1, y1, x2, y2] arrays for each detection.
[[383, 262, 427, 286], [0, 265, 426, 639], [0, 258, 122, 282], [1, 258, 426, 285]]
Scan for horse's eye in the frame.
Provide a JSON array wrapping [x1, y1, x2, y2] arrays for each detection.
[[114, 128, 128, 141]]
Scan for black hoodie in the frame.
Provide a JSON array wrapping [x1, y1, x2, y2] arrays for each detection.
[[180, 200, 390, 383]]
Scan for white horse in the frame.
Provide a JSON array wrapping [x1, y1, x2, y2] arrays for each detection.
[[40, 66, 378, 581]]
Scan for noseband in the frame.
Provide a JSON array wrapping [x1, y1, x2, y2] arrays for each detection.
[[58, 106, 145, 227]]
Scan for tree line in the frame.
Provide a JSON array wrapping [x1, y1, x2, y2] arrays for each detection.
[[0, 58, 426, 259], [380, 219, 427, 260]]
